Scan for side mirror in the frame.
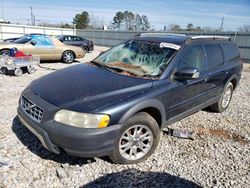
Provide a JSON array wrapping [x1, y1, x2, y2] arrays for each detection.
[[174, 67, 200, 80], [30, 41, 36, 46]]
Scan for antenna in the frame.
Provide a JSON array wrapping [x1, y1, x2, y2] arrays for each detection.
[[30, 6, 35, 26], [220, 17, 224, 31]]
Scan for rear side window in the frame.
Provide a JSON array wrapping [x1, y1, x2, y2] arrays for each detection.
[[65, 36, 72, 41], [178, 46, 205, 72], [222, 43, 240, 63], [205, 44, 224, 70]]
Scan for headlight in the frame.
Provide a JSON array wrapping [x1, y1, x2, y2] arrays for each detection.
[[54, 109, 110, 128]]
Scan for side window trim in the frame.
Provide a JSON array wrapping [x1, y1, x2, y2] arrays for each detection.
[[201, 45, 208, 72], [219, 44, 226, 66]]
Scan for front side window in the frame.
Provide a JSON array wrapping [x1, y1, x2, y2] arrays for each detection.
[[94, 40, 177, 78], [177, 46, 205, 72], [65, 36, 72, 41], [205, 44, 224, 70], [31, 36, 54, 48]]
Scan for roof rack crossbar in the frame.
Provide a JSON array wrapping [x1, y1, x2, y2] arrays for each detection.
[[191, 35, 230, 40], [139, 33, 186, 37]]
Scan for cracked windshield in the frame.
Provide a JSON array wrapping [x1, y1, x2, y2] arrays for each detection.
[[95, 40, 177, 78]]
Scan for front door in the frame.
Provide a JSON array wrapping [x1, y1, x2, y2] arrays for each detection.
[[167, 45, 208, 119], [23, 36, 58, 60]]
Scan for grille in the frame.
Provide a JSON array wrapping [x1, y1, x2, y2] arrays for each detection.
[[21, 96, 44, 122]]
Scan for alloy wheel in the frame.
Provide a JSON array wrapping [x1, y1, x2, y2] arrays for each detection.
[[64, 52, 74, 63], [118, 125, 153, 161], [222, 86, 232, 108]]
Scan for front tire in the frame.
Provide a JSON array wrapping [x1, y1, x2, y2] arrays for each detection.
[[81, 46, 89, 53], [27, 66, 36, 74], [210, 82, 234, 113], [62, 51, 75, 64], [109, 112, 160, 164]]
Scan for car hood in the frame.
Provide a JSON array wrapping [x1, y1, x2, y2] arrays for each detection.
[[30, 64, 153, 112]]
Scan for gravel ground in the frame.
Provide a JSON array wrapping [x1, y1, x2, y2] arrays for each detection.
[[0, 47, 249, 188]]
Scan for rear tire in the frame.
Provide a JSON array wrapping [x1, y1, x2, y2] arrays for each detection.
[[0, 67, 8, 75], [109, 112, 160, 164], [62, 51, 75, 64], [210, 82, 234, 113], [14, 68, 23, 76]]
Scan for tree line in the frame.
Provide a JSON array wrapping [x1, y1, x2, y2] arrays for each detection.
[[71, 11, 150, 31], [19, 10, 250, 32]]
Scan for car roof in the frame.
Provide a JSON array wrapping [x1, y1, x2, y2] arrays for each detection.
[[57, 35, 81, 37], [133, 34, 234, 46], [26, 33, 44, 35]]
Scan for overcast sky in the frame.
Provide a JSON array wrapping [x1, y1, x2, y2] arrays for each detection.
[[1, 0, 250, 30]]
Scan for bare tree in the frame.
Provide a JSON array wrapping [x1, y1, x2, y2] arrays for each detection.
[[90, 14, 105, 29], [238, 25, 250, 32], [168, 24, 181, 32], [141, 15, 150, 31], [38, 22, 72, 28], [187, 23, 193, 31]]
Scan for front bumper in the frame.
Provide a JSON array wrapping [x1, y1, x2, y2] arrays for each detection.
[[17, 90, 122, 157]]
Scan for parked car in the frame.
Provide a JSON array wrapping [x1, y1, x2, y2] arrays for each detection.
[[56, 35, 94, 52], [3, 33, 46, 43], [0, 34, 85, 63], [17, 34, 242, 164], [3, 37, 20, 42]]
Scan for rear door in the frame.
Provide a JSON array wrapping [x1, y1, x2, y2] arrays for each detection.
[[167, 45, 208, 119], [221, 43, 242, 78], [71, 36, 83, 47], [62, 36, 73, 45], [204, 44, 227, 99]]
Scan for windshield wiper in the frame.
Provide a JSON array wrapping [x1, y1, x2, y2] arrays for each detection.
[[105, 65, 141, 77], [90, 61, 144, 77], [90, 61, 133, 75], [90, 60, 112, 71]]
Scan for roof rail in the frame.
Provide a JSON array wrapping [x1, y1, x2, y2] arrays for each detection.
[[191, 35, 230, 41], [139, 33, 186, 37]]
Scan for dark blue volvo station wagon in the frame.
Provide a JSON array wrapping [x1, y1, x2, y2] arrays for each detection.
[[17, 34, 242, 164]]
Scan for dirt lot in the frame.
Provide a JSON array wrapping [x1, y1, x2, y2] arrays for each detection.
[[0, 47, 249, 188]]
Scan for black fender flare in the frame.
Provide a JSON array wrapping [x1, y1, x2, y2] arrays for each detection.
[[225, 74, 239, 89], [118, 99, 166, 126]]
